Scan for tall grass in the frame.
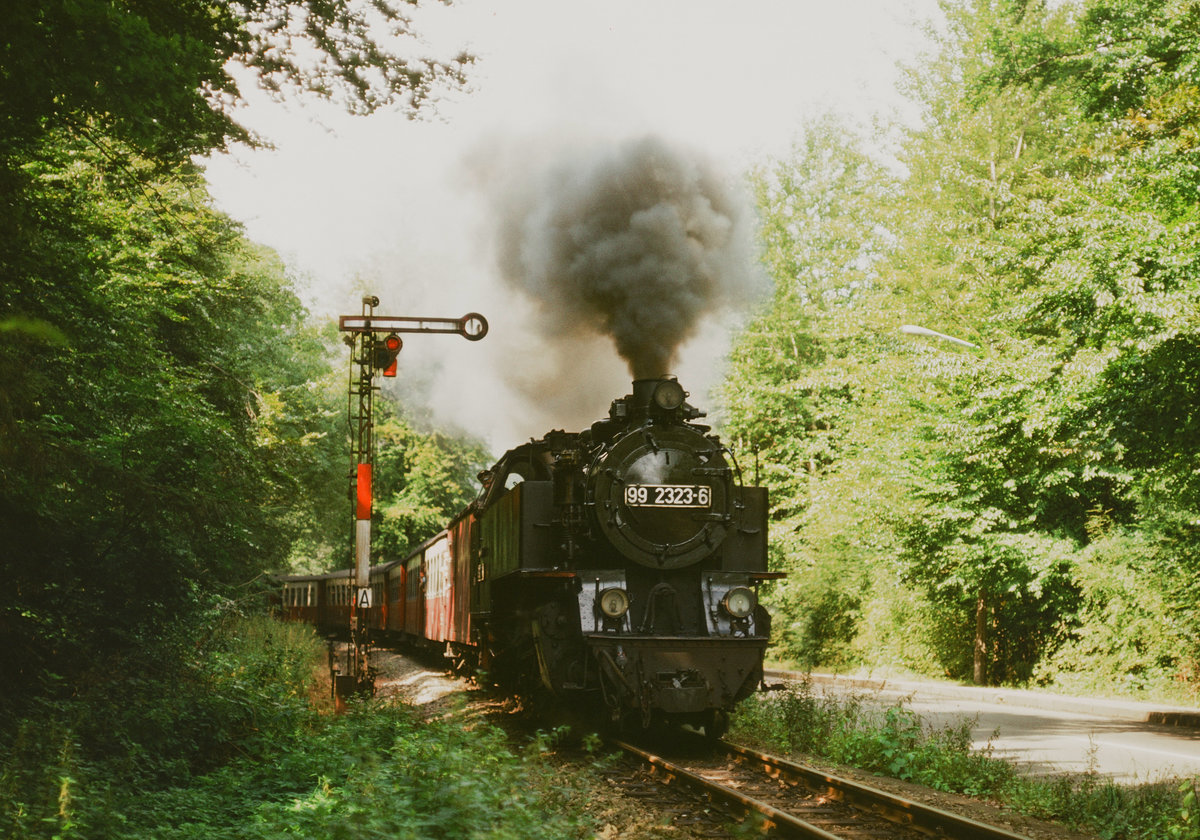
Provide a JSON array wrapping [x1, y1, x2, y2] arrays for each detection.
[[0, 613, 593, 839], [730, 678, 1200, 839]]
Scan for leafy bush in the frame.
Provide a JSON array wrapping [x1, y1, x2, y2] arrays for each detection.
[[773, 570, 864, 669], [97, 707, 592, 840], [1, 613, 324, 837], [1034, 532, 1200, 703]]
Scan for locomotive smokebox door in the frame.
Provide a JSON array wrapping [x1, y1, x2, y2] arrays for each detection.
[[590, 424, 732, 569]]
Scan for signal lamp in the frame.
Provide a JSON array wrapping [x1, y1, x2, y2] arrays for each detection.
[[373, 333, 402, 376]]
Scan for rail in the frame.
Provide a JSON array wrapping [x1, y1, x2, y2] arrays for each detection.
[[613, 738, 1033, 839]]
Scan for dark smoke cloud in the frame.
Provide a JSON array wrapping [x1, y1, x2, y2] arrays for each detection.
[[485, 135, 761, 381]]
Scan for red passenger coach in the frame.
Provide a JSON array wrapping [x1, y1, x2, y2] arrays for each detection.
[[325, 570, 352, 630], [367, 559, 403, 633], [385, 560, 406, 633], [280, 578, 315, 622], [278, 569, 351, 633]]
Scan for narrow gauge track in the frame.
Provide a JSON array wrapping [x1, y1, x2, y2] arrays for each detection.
[[613, 738, 1033, 839]]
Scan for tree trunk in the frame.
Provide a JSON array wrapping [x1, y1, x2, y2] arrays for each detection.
[[974, 591, 987, 685]]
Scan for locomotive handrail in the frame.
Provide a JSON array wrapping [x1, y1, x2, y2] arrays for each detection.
[[722, 445, 746, 486]]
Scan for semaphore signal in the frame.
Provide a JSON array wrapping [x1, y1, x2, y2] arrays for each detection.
[[333, 296, 488, 701]]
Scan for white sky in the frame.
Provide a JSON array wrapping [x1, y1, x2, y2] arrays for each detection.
[[203, 0, 940, 447]]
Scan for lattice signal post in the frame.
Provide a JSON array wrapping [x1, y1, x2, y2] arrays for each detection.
[[335, 296, 488, 699]]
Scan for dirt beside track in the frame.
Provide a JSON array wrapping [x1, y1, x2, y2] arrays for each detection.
[[371, 649, 475, 716]]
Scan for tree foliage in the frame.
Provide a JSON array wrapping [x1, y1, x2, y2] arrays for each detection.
[[0, 1, 473, 716], [1, 0, 471, 163], [721, 117, 904, 668], [371, 406, 490, 559], [0, 133, 343, 710], [727, 0, 1200, 691]]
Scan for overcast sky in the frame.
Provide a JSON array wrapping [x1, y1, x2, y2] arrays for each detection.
[[203, 0, 941, 447]]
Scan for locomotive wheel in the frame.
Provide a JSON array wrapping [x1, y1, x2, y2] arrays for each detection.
[[704, 709, 730, 740], [605, 708, 641, 738]]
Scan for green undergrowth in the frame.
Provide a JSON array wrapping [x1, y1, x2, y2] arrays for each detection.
[[91, 708, 592, 840], [0, 614, 594, 840], [730, 678, 1200, 839]]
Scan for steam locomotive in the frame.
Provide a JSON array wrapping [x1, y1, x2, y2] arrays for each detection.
[[280, 377, 779, 735]]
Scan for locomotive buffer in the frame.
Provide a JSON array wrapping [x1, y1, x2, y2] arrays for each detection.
[[335, 296, 487, 699]]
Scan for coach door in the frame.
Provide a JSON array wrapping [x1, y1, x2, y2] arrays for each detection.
[[424, 534, 452, 643]]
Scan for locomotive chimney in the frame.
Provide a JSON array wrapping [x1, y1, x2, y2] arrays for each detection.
[[631, 377, 673, 410], [629, 376, 692, 418]]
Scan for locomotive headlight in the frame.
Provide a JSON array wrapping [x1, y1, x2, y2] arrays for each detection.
[[653, 379, 686, 410], [721, 587, 756, 620], [597, 587, 630, 619]]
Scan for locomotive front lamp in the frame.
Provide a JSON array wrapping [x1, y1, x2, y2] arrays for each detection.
[[653, 379, 686, 410], [721, 587, 756, 619], [598, 587, 630, 619]]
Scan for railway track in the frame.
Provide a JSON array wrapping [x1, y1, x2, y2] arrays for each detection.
[[613, 738, 1033, 839]]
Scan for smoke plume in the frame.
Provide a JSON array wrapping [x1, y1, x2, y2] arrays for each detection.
[[486, 135, 760, 382]]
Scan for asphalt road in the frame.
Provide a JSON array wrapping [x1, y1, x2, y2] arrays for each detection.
[[771, 671, 1200, 784]]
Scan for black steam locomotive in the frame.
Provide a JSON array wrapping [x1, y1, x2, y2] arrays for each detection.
[[281, 377, 778, 735]]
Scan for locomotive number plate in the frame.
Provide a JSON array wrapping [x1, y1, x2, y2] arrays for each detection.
[[624, 484, 711, 508]]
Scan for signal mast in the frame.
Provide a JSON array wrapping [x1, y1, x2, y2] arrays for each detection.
[[335, 296, 488, 700]]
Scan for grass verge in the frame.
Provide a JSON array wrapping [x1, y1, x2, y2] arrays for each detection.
[[729, 678, 1200, 839]]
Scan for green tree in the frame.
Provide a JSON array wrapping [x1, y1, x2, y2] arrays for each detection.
[[1, 0, 471, 164], [959, 0, 1200, 687], [867, 0, 1105, 684], [371, 406, 490, 558], [0, 133, 351, 712], [721, 115, 900, 666], [727, 0, 1200, 687], [0, 0, 472, 717], [724, 115, 897, 517]]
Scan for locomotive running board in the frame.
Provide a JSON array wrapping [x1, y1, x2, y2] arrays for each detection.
[[493, 568, 578, 580]]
